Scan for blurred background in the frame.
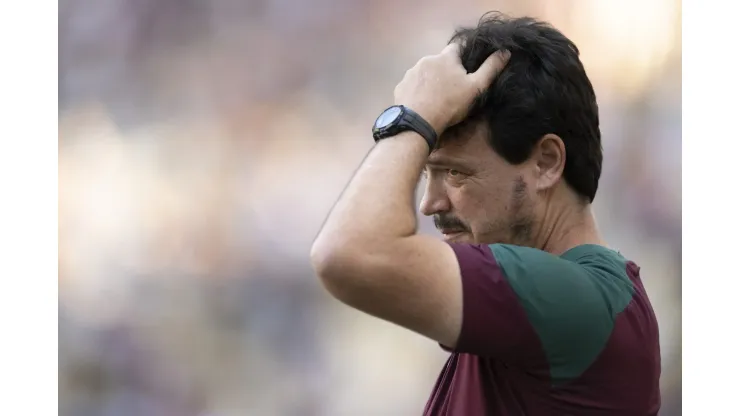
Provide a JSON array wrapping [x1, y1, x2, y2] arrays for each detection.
[[58, 0, 681, 415]]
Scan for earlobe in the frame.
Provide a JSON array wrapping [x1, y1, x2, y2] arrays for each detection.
[[534, 134, 566, 191]]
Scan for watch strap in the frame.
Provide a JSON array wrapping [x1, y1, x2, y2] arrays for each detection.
[[398, 107, 438, 152]]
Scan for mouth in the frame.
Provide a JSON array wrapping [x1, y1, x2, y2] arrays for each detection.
[[440, 229, 467, 241]]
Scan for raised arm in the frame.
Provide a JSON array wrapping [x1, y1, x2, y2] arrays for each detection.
[[310, 44, 510, 347]]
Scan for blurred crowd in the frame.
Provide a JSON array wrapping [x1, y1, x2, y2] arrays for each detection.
[[58, 0, 682, 415]]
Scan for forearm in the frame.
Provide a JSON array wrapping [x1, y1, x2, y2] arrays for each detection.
[[313, 131, 428, 254]]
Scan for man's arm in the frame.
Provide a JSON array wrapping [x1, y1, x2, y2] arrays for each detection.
[[311, 133, 464, 345], [310, 45, 509, 347]]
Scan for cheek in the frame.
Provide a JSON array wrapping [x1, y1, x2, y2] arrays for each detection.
[[454, 184, 505, 226]]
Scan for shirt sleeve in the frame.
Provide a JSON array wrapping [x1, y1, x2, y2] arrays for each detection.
[[446, 243, 629, 379]]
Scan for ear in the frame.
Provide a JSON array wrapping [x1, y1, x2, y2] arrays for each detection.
[[532, 134, 566, 193]]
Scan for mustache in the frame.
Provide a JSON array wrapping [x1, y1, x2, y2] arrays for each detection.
[[433, 214, 470, 232]]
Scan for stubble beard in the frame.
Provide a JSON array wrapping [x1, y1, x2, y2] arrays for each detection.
[[477, 176, 535, 246]]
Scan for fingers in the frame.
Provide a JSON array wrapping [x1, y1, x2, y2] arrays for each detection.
[[469, 50, 511, 89]]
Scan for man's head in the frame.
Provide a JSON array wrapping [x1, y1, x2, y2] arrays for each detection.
[[420, 12, 603, 246]]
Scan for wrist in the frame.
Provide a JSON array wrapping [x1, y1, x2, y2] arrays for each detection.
[[373, 105, 440, 152], [380, 130, 430, 153], [395, 103, 449, 137]]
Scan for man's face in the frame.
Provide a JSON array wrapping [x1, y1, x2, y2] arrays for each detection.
[[420, 122, 538, 245]]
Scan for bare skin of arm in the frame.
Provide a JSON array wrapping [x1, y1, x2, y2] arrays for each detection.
[[310, 45, 510, 347]]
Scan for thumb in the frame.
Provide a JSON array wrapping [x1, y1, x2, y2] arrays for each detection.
[[470, 50, 511, 89]]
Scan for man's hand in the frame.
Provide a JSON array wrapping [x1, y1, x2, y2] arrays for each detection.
[[394, 45, 510, 135]]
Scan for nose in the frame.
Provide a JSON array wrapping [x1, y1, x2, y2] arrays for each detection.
[[419, 179, 451, 216]]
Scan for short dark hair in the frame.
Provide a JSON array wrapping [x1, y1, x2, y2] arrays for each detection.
[[451, 12, 602, 202]]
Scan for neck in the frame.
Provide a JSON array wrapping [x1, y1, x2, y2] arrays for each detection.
[[537, 199, 605, 256]]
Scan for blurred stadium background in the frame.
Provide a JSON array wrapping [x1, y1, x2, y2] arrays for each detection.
[[58, 0, 681, 415]]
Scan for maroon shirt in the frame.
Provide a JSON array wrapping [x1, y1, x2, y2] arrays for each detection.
[[424, 244, 661, 416]]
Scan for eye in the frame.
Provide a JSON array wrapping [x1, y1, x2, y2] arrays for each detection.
[[448, 169, 461, 177]]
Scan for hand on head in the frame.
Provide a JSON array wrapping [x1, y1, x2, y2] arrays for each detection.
[[393, 44, 510, 136]]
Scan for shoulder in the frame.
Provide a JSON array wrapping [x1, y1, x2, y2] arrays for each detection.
[[450, 243, 639, 382], [453, 243, 635, 308]]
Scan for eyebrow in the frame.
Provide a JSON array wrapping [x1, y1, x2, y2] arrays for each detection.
[[425, 157, 470, 170]]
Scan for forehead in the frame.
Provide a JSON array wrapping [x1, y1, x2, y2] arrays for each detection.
[[427, 122, 493, 168]]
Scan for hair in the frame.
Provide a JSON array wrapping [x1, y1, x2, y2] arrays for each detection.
[[451, 12, 603, 202]]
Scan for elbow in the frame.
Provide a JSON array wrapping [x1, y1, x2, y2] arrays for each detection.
[[309, 240, 340, 281], [310, 238, 367, 300]]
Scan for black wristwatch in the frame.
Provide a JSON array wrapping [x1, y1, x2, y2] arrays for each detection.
[[372, 105, 438, 152]]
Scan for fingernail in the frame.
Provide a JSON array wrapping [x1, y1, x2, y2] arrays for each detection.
[[501, 50, 511, 59]]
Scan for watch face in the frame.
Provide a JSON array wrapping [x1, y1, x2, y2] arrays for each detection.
[[374, 106, 402, 129]]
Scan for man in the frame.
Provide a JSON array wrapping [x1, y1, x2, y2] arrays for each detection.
[[310, 12, 661, 416]]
